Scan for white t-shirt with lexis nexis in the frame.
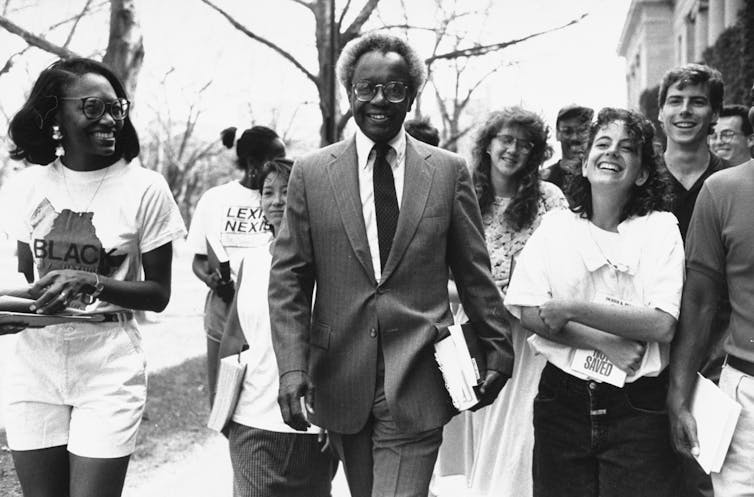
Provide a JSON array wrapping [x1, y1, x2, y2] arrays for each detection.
[[186, 181, 271, 279], [231, 243, 319, 434], [1, 158, 187, 314]]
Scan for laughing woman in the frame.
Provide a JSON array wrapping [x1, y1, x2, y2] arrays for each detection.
[[2, 58, 185, 497], [505, 108, 683, 497]]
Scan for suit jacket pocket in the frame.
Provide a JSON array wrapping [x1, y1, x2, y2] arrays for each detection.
[[311, 322, 331, 350]]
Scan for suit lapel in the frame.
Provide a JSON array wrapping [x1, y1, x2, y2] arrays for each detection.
[[326, 138, 377, 285], [380, 137, 434, 283]]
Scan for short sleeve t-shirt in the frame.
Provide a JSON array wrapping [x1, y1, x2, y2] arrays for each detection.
[[186, 181, 270, 279], [685, 160, 754, 362], [231, 243, 318, 434], [504, 209, 685, 381], [1, 158, 186, 313]]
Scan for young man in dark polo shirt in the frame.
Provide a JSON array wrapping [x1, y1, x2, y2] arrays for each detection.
[[659, 63, 729, 240], [541, 104, 593, 195], [658, 63, 729, 497]]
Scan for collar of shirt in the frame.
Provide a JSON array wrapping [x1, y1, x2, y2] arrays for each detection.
[[355, 127, 406, 171], [574, 215, 646, 275]]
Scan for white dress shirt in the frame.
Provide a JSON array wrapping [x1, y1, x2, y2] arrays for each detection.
[[355, 128, 406, 282]]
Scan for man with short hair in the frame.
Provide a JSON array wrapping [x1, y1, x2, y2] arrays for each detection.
[[541, 104, 593, 194], [659, 63, 728, 497], [659, 63, 728, 240], [269, 32, 513, 497], [709, 104, 753, 166]]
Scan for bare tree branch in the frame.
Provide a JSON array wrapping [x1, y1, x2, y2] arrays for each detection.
[[62, 0, 95, 49], [47, 0, 108, 31], [341, 0, 380, 41], [0, 45, 29, 77], [200, 0, 318, 85], [426, 13, 588, 63], [337, 0, 353, 31], [290, 0, 314, 10], [0, 14, 80, 58]]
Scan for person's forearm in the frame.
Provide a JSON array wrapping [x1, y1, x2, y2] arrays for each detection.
[[96, 276, 171, 312], [567, 300, 675, 343], [522, 306, 612, 350], [668, 270, 721, 409], [191, 255, 213, 285]]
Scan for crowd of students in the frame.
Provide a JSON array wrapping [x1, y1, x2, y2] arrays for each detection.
[[0, 31, 752, 497]]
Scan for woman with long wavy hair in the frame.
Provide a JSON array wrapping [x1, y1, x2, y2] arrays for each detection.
[[440, 107, 567, 497]]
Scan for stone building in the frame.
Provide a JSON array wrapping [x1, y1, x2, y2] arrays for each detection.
[[618, 0, 745, 109]]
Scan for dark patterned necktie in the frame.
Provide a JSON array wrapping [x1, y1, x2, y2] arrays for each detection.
[[373, 143, 399, 272]]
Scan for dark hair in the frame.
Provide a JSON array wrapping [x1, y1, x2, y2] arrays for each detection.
[[719, 104, 753, 135], [256, 157, 293, 193], [221, 125, 283, 188], [404, 118, 440, 146], [471, 107, 552, 231], [9, 57, 140, 165], [568, 107, 671, 222], [658, 63, 724, 113], [556, 104, 594, 128], [336, 32, 426, 96]]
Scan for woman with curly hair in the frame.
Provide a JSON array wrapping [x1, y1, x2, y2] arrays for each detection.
[[505, 108, 682, 497], [440, 107, 567, 497]]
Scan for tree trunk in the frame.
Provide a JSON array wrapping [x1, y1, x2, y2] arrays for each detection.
[[102, 0, 144, 100], [314, 0, 341, 146]]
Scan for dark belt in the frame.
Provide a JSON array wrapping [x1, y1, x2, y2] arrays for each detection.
[[98, 311, 134, 322], [726, 354, 754, 377]]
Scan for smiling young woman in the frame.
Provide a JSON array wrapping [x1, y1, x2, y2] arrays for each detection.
[[505, 108, 683, 497], [1, 58, 186, 497]]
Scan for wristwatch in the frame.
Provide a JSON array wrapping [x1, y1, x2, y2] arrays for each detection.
[[82, 273, 105, 304]]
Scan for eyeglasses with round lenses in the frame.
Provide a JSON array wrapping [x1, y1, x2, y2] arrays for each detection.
[[352, 81, 409, 103], [494, 133, 534, 153], [557, 125, 590, 138], [709, 129, 741, 144], [60, 96, 130, 121]]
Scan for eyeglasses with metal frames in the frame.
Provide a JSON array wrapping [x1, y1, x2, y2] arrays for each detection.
[[494, 133, 535, 153], [352, 81, 409, 103], [709, 129, 744, 144], [60, 96, 130, 121]]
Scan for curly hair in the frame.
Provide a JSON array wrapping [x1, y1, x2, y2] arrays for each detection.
[[336, 32, 427, 97], [9, 57, 139, 165], [568, 107, 672, 221], [471, 107, 552, 231]]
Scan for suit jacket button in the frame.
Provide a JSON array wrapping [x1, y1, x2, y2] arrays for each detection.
[[370, 328, 377, 338]]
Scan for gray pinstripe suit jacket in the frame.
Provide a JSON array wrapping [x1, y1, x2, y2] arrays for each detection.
[[269, 134, 513, 434]]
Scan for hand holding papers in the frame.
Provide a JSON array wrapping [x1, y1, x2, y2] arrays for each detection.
[[690, 373, 742, 474], [434, 323, 486, 411], [0, 295, 106, 332], [207, 353, 247, 433]]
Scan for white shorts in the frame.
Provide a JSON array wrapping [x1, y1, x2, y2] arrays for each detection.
[[2, 320, 147, 458]]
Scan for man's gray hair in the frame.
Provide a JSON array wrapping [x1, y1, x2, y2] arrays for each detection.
[[336, 32, 427, 95]]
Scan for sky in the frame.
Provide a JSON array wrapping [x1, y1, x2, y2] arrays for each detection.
[[0, 0, 632, 159]]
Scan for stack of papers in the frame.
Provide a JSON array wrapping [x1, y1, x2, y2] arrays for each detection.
[[0, 295, 106, 330], [691, 373, 742, 474], [434, 324, 483, 411], [207, 354, 247, 432]]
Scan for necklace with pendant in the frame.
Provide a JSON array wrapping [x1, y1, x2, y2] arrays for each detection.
[[59, 161, 111, 214]]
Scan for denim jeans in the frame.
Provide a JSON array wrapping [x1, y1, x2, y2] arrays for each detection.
[[532, 363, 680, 497]]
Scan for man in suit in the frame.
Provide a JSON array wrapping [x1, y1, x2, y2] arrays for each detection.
[[269, 32, 514, 497]]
